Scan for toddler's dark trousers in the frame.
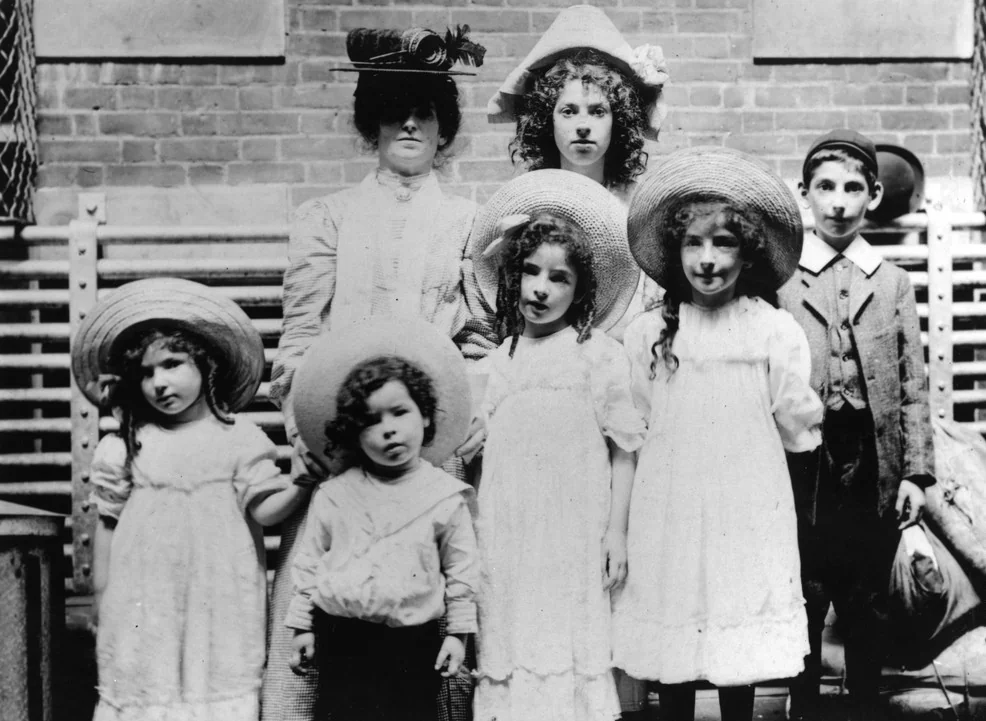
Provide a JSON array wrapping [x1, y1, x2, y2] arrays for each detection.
[[313, 611, 442, 721], [789, 407, 901, 715]]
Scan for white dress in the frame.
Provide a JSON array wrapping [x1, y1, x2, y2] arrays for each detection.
[[612, 297, 822, 686], [475, 327, 647, 721]]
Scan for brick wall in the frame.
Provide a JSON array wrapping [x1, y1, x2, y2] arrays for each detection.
[[33, 0, 975, 223]]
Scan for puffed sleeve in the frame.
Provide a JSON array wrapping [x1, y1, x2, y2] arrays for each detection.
[[590, 336, 648, 452], [233, 419, 289, 515], [89, 434, 131, 520], [480, 342, 512, 423], [270, 197, 340, 420], [768, 310, 823, 453], [285, 485, 334, 631], [623, 312, 663, 425]]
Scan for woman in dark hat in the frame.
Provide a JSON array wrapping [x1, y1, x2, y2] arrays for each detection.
[[263, 26, 496, 721]]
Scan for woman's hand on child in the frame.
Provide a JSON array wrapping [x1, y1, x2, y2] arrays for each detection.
[[896, 479, 926, 530], [454, 414, 487, 464], [602, 528, 628, 590], [434, 635, 467, 678], [289, 632, 316, 675]]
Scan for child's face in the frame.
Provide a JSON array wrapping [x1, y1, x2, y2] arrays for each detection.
[[140, 339, 208, 423], [552, 79, 613, 176], [679, 209, 747, 309], [377, 104, 442, 178], [519, 242, 578, 338], [801, 160, 882, 249], [358, 380, 430, 477]]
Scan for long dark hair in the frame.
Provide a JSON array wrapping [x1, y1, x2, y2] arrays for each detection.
[[111, 327, 233, 468], [650, 199, 777, 378], [324, 356, 438, 464], [494, 213, 597, 357], [509, 50, 649, 189]]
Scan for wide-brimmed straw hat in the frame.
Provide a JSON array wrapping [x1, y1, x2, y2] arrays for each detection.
[[487, 5, 669, 139], [335, 26, 485, 76], [472, 169, 639, 331], [292, 317, 471, 473], [71, 278, 265, 412], [628, 146, 803, 290]]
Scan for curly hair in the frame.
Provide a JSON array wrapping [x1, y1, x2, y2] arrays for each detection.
[[110, 327, 233, 468], [494, 213, 597, 357], [650, 198, 777, 378], [802, 147, 879, 197], [509, 50, 649, 189], [324, 356, 439, 463], [353, 72, 462, 165]]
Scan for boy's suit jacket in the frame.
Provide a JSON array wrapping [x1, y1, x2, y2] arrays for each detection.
[[778, 242, 935, 522]]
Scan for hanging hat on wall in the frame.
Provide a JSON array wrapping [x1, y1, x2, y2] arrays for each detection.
[[336, 26, 486, 75], [487, 4, 669, 138], [866, 143, 926, 223]]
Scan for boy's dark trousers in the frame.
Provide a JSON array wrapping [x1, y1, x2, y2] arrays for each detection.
[[313, 611, 443, 721], [788, 407, 900, 718]]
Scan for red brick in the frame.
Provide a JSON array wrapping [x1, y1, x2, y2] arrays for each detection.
[[300, 60, 349, 84], [99, 112, 181, 137], [40, 140, 121, 163], [228, 162, 306, 184], [935, 132, 970, 154], [778, 158, 803, 181], [831, 85, 904, 107], [157, 87, 238, 111], [879, 109, 950, 131], [661, 85, 689, 107], [159, 139, 239, 162], [900, 134, 934, 153], [774, 66, 845, 82], [219, 112, 301, 135], [241, 138, 279, 161], [64, 88, 117, 111], [412, 10, 454, 29], [905, 86, 935, 105], [288, 6, 303, 30], [76, 166, 104, 187], [722, 133, 794, 155], [37, 165, 78, 187], [117, 87, 156, 110], [951, 155, 971, 176], [950, 64, 971, 80], [300, 8, 339, 31], [179, 66, 221, 85], [456, 158, 515, 182], [38, 113, 74, 136], [181, 114, 220, 136], [936, 84, 971, 104], [307, 163, 345, 184], [74, 115, 99, 136], [239, 87, 277, 110], [694, 35, 731, 59], [301, 112, 342, 134], [667, 110, 741, 132], [723, 86, 749, 108], [38, 84, 61, 111], [282, 136, 358, 160], [291, 186, 344, 208], [774, 110, 847, 131], [951, 107, 970, 129], [99, 63, 141, 86], [640, 11, 674, 32], [288, 33, 346, 58], [695, 0, 747, 6], [121, 140, 157, 163], [667, 60, 740, 82], [139, 65, 184, 84], [339, 9, 412, 30], [741, 111, 774, 132], [845, 110, 881, 130], [106, 164, 186, 187], [754, 85, 830, 108], [454, 8, 530, 32], [189, 165, 226, 184], [675, 10, 741, 33], [876, 64, 950, 83], [687, 133, 726, 147], [219, 66, 270, 86], [343, 159, 380, 183], [280, 85, 355, 108], [922, 156, 951, 176], [728, 35, 752, 59], [467, 133, 512, 158], [689, 87, 722, 106]]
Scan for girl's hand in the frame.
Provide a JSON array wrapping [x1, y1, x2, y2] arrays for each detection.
[[434, 635, 466, 678], [454, 414, 486, 464], [896, 479, 926, 530], [602, 528, 628, 590], [289, 632, 316, 675]]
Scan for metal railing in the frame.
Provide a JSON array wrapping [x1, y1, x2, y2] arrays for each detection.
[[1, 201, 984, 594]]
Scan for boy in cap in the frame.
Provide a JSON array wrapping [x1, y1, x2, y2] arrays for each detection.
[[778, 129, 936, 720]]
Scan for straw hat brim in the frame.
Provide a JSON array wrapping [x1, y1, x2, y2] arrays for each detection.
[[471, 169, 639, 332], [627, 147, 803, 291], [292, 318, 471, 473], [71, 278, 265, 412]]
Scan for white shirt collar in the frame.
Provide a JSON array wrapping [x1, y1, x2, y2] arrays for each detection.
[[799, 232, 882, 277]]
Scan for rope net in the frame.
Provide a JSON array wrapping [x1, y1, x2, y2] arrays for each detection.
[[0, 0, 37, 224], [974, 0, 985, 208]]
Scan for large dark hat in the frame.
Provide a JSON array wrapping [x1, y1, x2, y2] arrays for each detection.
[[866, 144, 925, 223], [338, 26, 486, 75]]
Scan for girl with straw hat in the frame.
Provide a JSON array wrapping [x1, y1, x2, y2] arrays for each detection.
[[284, 317, 480, 721], [71, 279, 309, 721], [611, 148, 824, 721], [469, 170, 647, 721], [264, 25, 497, 721], [488, 4, 670, 347]]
